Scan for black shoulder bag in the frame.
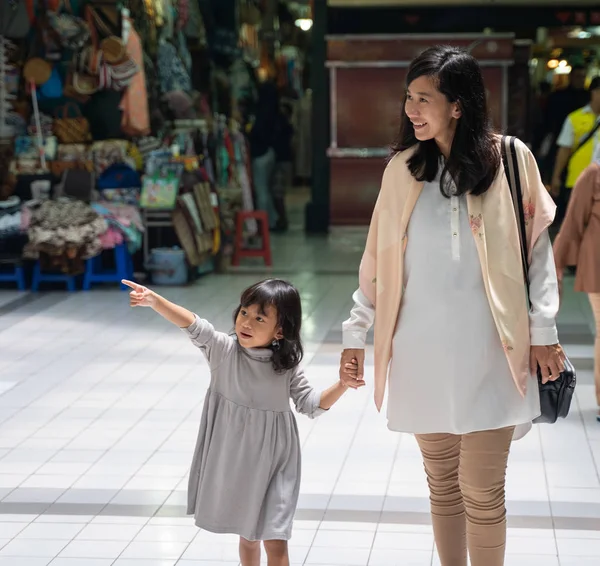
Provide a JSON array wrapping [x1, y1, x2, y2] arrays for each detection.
[[501, 135, 576, 424]]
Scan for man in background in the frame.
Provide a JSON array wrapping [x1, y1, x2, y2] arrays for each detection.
[[551, 77, 600, 227], [536, 65, 589, 183]]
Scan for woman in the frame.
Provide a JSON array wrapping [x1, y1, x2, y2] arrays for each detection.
[[249, 80, 279, 229], [553, 159, 600, 421], [339, 46, 565, 566], [271, 102, 295, 232]]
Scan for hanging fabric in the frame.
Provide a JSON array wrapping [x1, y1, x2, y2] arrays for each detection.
[[294, 90, 312, 179], [85, 0, 122, 37], [232, 126, 256, 234], [157, 39, 192, 94], [1, 0, 31, 39], [46, 0, 90, 50], [183, 0, 206, 43], [176, 0, 190, 31], [120, 20, 150, 137]]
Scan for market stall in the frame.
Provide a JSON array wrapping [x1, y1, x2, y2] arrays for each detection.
[[0, 0, 275, 288]]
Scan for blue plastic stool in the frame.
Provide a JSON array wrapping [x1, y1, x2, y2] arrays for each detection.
[[83, 244, 134, 291], [31, 262, 78, 292], [0, 262, 26, 291]]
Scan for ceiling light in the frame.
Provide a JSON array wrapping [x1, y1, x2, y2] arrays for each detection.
[[556, 65, 573, 75], [295, 18, 313, 31]]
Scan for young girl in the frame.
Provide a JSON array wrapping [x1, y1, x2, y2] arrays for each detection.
[[122, 278, 350, 566]]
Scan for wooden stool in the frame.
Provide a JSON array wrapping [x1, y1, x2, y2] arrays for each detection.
[[232, 211, 272, 267]]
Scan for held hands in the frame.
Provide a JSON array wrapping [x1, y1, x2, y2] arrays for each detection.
[[339, 348, 366, 389], [530, 344, 567, 384], [122, 280, 156, 308]]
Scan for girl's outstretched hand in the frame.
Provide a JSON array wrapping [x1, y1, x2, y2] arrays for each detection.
[[122, 280, 156, 308]]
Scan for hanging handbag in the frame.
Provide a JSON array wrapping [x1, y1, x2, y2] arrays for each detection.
[[53, 102, 92, 143], [56, 168, 95, 202], [84, 5, 138, 91], [501, 135, 576, 424]]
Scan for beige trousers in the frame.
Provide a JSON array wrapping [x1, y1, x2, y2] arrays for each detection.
[[588, 293, 600, 406], [415, 426, 515, 566]]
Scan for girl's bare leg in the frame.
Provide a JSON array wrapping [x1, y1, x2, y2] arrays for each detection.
[[263, 540, 290, 566], [239, 537, 260, 566]]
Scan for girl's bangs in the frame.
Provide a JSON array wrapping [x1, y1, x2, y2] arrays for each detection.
[[240, 284, 278, 315]]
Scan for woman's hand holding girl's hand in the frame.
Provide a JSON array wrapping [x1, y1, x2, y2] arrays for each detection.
[[339, 349, 366, 389], [122, 280, 157, 308]]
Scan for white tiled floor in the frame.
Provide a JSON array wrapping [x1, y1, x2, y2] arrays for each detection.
[[0, 204, 600, 565]]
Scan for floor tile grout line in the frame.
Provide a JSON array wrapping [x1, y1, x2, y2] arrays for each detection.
[[370, 430, 404, 566], [0, 276, 239, 466], [308, 388, 372, 566], [0, 327, 138, 505], [1, 264, 592, 563], [538, 423, 561, 566], [88, 367, 202, 521], [0, 301, 134, 414], [0, 338, 182, 516]]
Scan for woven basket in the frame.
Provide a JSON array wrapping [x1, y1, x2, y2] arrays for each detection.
[[23, 58, 52, 86]]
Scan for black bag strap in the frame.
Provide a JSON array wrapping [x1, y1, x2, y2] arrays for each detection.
[[501, 135, 531, 308], [571, 118, 600, 161]]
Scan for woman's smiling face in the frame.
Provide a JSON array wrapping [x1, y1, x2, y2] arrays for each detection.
[[404, 75, 461, 155]]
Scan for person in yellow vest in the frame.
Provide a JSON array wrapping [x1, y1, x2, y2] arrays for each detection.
[[551, 77, 600, 226]]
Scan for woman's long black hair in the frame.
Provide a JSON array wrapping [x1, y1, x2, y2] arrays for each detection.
[[233, 279, 304, 373], [392, 45, 500, 197]]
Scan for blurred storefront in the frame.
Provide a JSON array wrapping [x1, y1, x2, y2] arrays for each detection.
[[306, 1, 600, 229]]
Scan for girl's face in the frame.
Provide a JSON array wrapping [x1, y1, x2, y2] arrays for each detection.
[[235, 303, 282, 349], [405, 75, 462, 156]]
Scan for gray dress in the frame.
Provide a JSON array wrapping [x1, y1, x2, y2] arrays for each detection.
[[182, 315, 325, 541]]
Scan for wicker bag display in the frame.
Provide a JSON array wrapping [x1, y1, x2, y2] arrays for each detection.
[[53, 102, 91, 144]]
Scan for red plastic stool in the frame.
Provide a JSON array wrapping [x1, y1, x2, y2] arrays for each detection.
[[232, 211, 272, 267]]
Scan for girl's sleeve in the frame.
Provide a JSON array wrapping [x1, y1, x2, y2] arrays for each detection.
[[289, 368, 327, 419], [181, 314, 235, 364]]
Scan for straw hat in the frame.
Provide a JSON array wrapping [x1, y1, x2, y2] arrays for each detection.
[[100, 36, 126, 64], [23, 58, 52, 86]]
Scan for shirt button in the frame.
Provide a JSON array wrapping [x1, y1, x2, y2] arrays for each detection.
[[453, 232, 457, 237], [453, 208, 457, 212]]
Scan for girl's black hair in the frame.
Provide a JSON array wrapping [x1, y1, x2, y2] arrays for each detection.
[[233, 279, 303, 372], [391, 45, 501, 198]]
